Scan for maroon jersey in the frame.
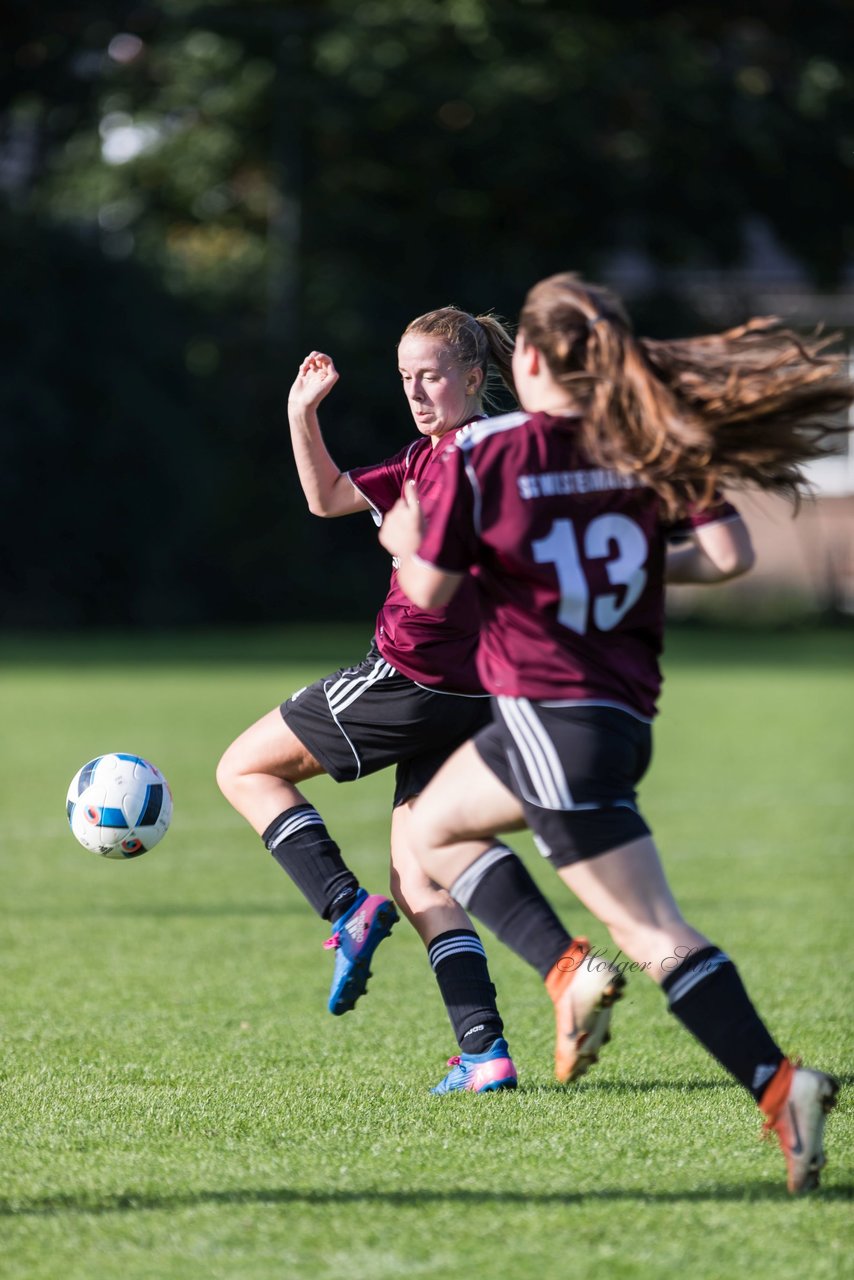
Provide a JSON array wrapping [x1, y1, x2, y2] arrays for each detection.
[[348, 430, 485, 694], [416, 411, 739, 717]]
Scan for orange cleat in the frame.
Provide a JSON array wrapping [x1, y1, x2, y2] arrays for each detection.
[[545, 938, 625, 1083], [760, 1058, 840, 1193]]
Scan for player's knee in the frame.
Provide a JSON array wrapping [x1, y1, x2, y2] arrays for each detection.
[[215, 744, 241, 802], [391, 862, 447, 917]]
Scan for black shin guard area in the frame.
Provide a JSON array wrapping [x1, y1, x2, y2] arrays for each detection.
[[428, 930, 503, 1054], [664, 947, 784, 1098], [263, 805, 359, 921], [459, 847, 573, 978]]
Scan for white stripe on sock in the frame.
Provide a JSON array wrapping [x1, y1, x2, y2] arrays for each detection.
[[449, 844, 513, 909], [268, 808, 325, 848], [667, 952, 730, 1006], [428, 937, 486, 970]]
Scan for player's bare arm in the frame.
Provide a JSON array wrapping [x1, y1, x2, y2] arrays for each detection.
[[666, 515, 755, 584], [379, 487, 463, 609], [287, 351, 371, 518]]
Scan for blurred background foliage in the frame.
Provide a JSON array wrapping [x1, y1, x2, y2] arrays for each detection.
[[1, 0, 851, 625]]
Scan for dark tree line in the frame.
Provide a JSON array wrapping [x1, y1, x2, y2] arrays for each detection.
[[1, 0, 851, 625]]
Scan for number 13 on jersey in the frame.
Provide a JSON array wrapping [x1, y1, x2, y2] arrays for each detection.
[[532, 515, 649, 635]]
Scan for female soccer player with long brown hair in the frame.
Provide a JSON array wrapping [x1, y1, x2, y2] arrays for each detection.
[[381, 273, 850, 1184]]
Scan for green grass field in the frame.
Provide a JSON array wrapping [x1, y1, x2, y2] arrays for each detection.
[[1, 625, 852, 1279]]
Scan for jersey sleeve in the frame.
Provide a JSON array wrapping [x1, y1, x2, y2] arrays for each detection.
[[667, 494, 741, 541], [417, 444, 480, 574], [348, 443, 412, 522]]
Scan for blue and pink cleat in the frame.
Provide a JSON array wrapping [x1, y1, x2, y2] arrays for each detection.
[[323, 888, 399, 1015], [431, 1037, 518, 1095]]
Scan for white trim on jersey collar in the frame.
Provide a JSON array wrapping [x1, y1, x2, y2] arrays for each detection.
[[454, 410, 530, 450]]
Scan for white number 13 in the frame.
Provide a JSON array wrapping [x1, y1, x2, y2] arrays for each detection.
[[532, 515, 648, 635]]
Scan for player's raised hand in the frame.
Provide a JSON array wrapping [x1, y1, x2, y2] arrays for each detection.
[[288, 351, 340, 411]]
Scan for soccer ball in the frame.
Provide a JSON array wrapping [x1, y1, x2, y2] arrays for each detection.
[[66, 753, 172, 859]]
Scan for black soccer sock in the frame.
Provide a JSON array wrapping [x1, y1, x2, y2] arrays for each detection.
[[263, 805, 359, 922], [662, 945, 785, 1100], [428, 930, 504, 1055], [450, 845, 574, 978]]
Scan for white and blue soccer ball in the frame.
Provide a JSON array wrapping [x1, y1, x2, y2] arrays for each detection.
[[66, 753, 172, 858]]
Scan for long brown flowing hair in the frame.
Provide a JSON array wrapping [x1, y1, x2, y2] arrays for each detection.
[[518, 273, 853, 514], [401, 306, 517, 409]]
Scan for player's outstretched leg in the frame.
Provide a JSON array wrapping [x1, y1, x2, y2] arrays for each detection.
[[323, 889, 399, 1015], [545, 938, 626, 1083], [431, 1037, 518, 1095], [760, 1059, 840, 1194]]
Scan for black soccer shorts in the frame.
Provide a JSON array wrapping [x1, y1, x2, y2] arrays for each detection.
[[474, 698, 653, 865], [280, 640, 492, 808]]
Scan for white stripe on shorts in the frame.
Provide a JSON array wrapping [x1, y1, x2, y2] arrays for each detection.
[[497, 696, 574, 811], [324, 656, 395, 716]]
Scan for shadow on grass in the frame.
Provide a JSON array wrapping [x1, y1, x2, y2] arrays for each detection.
[[534, 1078, 738, 1094], [2, 1183, 852, 1216], [563, 1075, 852, 1094]]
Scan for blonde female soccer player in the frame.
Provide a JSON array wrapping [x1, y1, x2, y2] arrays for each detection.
[[217, 306, 624, 1091], [382, 273, 849, 1183]]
